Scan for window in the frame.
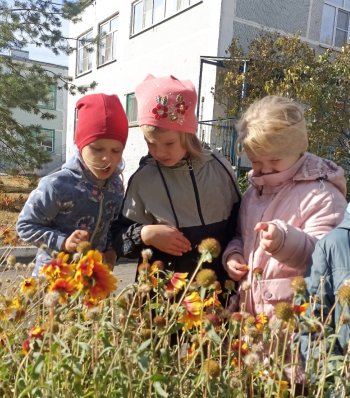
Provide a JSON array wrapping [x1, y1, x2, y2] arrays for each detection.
[[320, 1, 350, 47], [39, 129, 54, 152], [131, 0, 200, 35], [98, 15, 119, 66], [38, 84, 56, 110], [77, 30, 93, 75], [126, 93, 138, 125]]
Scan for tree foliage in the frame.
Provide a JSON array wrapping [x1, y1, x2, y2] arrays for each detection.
[[0, 0, 96, 173], [215, 33, 350, 173]]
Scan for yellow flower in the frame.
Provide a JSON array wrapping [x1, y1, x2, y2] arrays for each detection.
[[293, 303, 309, 316], [338, 285, 350, 306], [19, 277, 37, 296]]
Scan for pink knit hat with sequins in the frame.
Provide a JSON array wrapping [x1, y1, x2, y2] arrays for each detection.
[[135, 74, 198, 134]]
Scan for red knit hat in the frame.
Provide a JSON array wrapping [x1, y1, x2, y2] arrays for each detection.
[[135, 74, 198, 134], [74, 93, 129, 150]]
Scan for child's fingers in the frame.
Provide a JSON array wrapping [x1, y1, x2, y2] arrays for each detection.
[[254, 222, 269, 232]]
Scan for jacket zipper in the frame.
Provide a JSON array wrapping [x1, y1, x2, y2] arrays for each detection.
[[90, 189, 104, 245], [187, 159, 205, 226]]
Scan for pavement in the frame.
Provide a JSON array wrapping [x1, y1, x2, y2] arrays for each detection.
[[0, 245, 138, 293]]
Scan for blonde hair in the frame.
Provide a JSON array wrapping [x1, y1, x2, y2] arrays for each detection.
[[236, 96, 308, 157], [141, 125, 203, 160]]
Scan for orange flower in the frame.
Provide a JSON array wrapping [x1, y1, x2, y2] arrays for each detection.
[[231, 339, 249, 355], [293, 303, 309, 316], [48, 278, 77, 304], [29, 326, 45, 339], [20, 277, 37, 296], [41, 252, 72, 280], [22, 339, 30, 354], [165, 272, 188, 293]]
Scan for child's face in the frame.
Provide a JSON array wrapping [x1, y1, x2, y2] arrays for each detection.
[[247, 152, 301, 176], [81, 138, 124, 180], [144, 129, 187, 167]]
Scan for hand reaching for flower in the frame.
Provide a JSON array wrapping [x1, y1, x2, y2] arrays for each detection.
[[254, 222, 284, 254], [62, 229, 90, 252], [225, 252, 248, 281], [141, 225, 192, 256]]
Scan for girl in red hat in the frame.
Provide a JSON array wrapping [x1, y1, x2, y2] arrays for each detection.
[[17, 93, 128, 276]]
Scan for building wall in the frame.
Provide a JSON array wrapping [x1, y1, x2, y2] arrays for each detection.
[[9, 58, 68, 176], [66, 0, 329, 182]]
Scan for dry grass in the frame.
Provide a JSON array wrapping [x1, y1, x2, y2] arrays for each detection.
[[0, 175, 36, 228]]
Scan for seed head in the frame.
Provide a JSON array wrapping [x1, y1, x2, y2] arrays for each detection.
[[198, 238, 221, 262], [274, 302, 294, 322], [153, 315, 167, 328], [76, 241, 92, 254], [6, 255, 16, 267], [195, 268, 217, 288], [203, 359, 221, 378], [204, 313, 221, 326], [141, 249, 153, 263], [290, 276, 307, 295], [338, 285, 350, 306], [224, 279, 236, 291]]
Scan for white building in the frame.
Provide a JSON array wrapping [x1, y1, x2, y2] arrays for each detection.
[[66, 0, 349, 182], [6, 49, 68, 176]]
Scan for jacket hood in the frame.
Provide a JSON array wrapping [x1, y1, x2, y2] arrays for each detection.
[[249, 152, 347, 197]]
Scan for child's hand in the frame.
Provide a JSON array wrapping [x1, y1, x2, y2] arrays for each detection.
[[63, 229, 89, 252], [141, 225, 192, 256], [224, 252, 249, 281], [254, 222, 283, 253]]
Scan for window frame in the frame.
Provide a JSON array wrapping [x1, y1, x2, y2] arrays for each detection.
[[320, 0, 350, 48], [126, 93, 138, 126], [98, 14, 119, 67], [130, 0, 201, 36], [38, 84, 57, 110], [76, 29, 94, 76], [39, 128, 55, 153]]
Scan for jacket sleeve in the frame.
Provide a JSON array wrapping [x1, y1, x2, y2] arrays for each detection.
[[268, 186, 347, 269], [16, 180, 67, 251]]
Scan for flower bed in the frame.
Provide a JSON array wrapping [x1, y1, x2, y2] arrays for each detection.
[[0, 239, 349, 397]]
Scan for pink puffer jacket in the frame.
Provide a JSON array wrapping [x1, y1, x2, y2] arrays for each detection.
[[223, 152, 347, 318]]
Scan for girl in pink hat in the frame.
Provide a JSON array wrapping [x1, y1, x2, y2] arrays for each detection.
[[111, 74, 241, 289], [17, 93, 128, 275]]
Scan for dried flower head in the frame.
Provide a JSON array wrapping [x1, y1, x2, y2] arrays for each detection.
[[203, 359, 221, 379], [204, 313, 221, 327], [76, 241, 92, 254], [140, 328, 152, 339], [224, 279, 236, 291], [153, 315, 167, 328], [338, 285, 350, 306], [43, 291, 60, 307], [198, 238, 221, 263], [141, 248, 153, 263], [274, 302, 294, 322], [6, 255, 16, 267], [243, 352, 259, 368], [290, 276, 307, 295], [195, 268, 217, 288]]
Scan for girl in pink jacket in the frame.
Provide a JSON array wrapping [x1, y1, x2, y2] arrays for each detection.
[[223, 95, 347, 320]]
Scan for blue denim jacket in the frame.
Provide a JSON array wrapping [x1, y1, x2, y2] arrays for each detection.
[[304, 203, 350, 353], [16, 149, 124, 275]]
